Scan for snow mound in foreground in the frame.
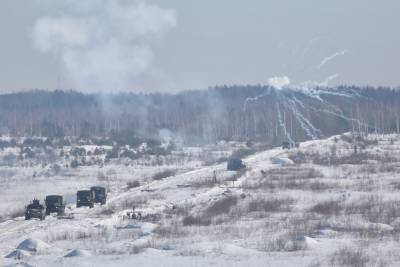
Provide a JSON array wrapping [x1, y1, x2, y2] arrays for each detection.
[[5, 249, 30, 259], [271, 157, 294, 166], [64, 249, 92, 257], [16, 238, 50, 253]]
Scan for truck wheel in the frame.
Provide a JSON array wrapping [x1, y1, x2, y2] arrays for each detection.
[[25, 215, 30, 220], [90, 203, 94, 208], [46, 210, 50, 215]]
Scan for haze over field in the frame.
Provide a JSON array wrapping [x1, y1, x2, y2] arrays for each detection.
[[0, 0, 399, 92]]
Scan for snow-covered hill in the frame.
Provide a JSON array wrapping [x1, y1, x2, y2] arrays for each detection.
[[1, 134, 400, 266]]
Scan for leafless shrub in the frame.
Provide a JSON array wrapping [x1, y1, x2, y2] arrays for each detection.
[[390, 181, 400, 191], [318, 151, 397, 166], [289, 149, 391, 166], [189, 177, 216, 188], [154, 221, 188, 238], [287, 213, 321, 236], [259, 230, 307, 252], [310, 200, 343, 215], [359, 164, 378, 174], [264, 166, 323, 180], [165, 203, 193, 217], [126, 180, 140, 189], [129, 244, 146, 254], [359, 163, 399, 174], [344, 196, 400, 224], [120, 196, 149, 210], [287, 150, 309, 164], [378, 163, 398, 173], [353, 177, 377, 192], [205, 196, 238, 217], [98, 204, 118, 215], [310, 181, 336, 191], [243, 167, 324, 191], [316, 153, 368, 165], [152, 169, 176, 180], [247, 197, 293, 213], [340, 134, 354, 143], [182, 215, 211, 226], [174, 248, 205, 257], [329, 246, 370, 267]]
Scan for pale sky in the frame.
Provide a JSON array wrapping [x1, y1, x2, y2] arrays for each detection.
[[0, 0, 399, 93]]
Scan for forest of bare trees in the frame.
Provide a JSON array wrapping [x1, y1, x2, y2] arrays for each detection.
[[1, 86, 400, 145]]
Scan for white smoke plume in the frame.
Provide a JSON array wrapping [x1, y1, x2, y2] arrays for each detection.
[[314, 50, 349, 69], [301, 74, 339, 88], [267, 76, 290, 89], [32, 0, 177, 91]]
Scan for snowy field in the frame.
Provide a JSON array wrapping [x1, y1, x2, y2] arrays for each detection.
[[2, 134, 400, 266]]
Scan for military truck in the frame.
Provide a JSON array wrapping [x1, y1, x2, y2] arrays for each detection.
[[45, 195, 66, 215], [25, 199, 46, 220], [76, 190, 95, 208], [90, 186, 107, 205], [227, 158, 246, 171]]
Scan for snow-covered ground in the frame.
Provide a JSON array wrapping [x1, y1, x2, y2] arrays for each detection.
[[2, 134, 400, 266]]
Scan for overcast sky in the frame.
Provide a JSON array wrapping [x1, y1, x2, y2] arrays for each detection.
[[0, 0, 399, 93]]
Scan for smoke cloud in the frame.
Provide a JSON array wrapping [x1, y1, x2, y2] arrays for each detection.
[[32, 0, 177, 91], [301, 74, 339, 88], [267, 76, 291, 89]]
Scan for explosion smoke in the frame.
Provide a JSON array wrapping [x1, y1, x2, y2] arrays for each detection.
[[32, 0, 177, 92]]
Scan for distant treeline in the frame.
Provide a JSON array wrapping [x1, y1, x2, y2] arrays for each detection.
[[1, 86, 400, 145]]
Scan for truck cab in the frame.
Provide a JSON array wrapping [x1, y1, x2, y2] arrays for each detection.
[[45, 195, 66, 215], [90, 186, 107, 205], [76, 190, 95, 208]]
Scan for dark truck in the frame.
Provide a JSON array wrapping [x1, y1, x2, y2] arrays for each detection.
[[227, 158, 246, 171], [45, 195, 66, 215], [25, 199, 46, 220], [76, 190, 95, 208], [90, 186, 107, 205]]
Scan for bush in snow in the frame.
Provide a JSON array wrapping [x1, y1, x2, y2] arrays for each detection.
[[259, 231, 307, 252], [182, 215, 211, 226], [247, 197, 293, 213], [152, 169, 176, 180], [329, 246, 370, 267], [310, 200, 343, 216], [205, 196, 238, 217], [126, 180, 140, 189]]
